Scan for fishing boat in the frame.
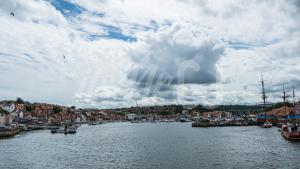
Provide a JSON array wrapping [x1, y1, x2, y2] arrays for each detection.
[[281, 123, 300, 140]]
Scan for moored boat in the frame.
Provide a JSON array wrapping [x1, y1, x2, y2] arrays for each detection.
[[67, 125, 77, 134], [50, 126, 60, 133], [281, 123, 300, 140], [261, 121, 272, 128], [179, 117, 190, 122], [51, 128, 58, 133], [192, 119, 211, 127]]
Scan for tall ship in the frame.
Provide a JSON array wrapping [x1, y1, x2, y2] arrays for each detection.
[[281, 87, 300, 140], [258, 74, 272, 128]]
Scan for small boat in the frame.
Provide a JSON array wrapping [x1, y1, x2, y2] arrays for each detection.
[[192, 119, 211, 127], [50, 126, 60, 134], [57, 127, 65, 133], [67, 126, 77, 134], [179, 118, 190, 122], [281, 123, 300, 140], [51, 125, 67, 134], [261, 121, 272, 128], [89, 121, 97, 125], [51, 128, 58, 133], [19, 124, 31, 131], [216, 121, 225, 127]]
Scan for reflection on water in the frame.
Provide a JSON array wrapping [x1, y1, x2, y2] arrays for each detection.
[[0, 122, 300, 169]]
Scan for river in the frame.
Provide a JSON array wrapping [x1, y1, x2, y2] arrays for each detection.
[[0, 122, 299, 169]]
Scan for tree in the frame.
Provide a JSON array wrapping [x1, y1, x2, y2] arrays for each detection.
[[0, 108, 9, 114], [25, 105, 34, 112], [175, 105, 183, 114], [16, 97, 24, 104], [53, 106, 62, 113], [193, 104, 209, 113]]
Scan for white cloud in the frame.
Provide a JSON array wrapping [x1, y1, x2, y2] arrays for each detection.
[[0, 0, 300, 108], [125, 23, 224, 104]]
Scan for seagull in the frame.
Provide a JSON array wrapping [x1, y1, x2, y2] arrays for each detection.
[[10, 12, 14, 16], [63, 55, 66, 59]]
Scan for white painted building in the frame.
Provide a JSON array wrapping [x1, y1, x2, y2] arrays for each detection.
[[0, 103, 15, 113], [19, 111, 24, 119]]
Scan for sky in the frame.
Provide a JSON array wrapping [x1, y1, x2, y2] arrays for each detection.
[[0, 0, 300, 108]]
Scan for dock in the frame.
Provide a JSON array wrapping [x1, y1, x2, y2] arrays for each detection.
[[0, 126, 20, 138]]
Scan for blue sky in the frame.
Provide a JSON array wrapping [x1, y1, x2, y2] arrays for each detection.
[[50, 0, 85, 17]]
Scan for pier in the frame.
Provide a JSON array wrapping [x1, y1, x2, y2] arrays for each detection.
[[0, 127, 20, 138]]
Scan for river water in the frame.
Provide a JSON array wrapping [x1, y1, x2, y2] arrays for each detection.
[[0, 122, 299, 169]]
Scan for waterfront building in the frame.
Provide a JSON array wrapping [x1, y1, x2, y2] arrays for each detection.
[[0, 110, 13, 125], [0, 111, 6, 125], [257, 106, 294, 125], [0, 103, 15, 113], [202, 111, 232, 120], [15, 103, 25, 112]]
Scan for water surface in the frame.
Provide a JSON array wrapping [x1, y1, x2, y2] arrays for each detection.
[[0, 122, 299, 169]]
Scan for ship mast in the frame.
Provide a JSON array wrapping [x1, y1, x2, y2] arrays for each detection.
[[292, 86, 296, 106], [282, 84, 289, 115], [261, 73, 267, 121]]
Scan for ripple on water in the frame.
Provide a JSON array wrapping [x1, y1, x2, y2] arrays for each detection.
[[0, 123, 300, 169]]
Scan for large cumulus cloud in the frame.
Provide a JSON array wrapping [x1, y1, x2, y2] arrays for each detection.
[[127, 24, 224, 90]]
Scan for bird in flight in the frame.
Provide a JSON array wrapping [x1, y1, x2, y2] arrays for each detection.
[[10, 12, 14, 16]]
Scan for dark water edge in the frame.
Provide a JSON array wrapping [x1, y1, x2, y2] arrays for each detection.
[[0, 122, 300, 169]]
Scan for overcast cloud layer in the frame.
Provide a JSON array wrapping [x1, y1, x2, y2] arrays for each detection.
[[0, 0, 300, 108]]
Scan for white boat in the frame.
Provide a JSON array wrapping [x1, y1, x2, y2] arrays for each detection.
[[261, 121, 272, 128], [179, 117, 190, 122]]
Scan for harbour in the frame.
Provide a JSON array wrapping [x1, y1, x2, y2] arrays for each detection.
[[0, 122, 299, 169], [1, 0, 300, 168]]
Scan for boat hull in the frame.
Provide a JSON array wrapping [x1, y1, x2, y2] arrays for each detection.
[[192, 123, 211, 127], [261, 125, 272, 128], [68, 130, 76, 134], [281, 131, 300, 140]]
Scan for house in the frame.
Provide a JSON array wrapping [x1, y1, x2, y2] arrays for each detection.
[[0, 103, 15, 113], [0, 112, 6, 125], [293, 104, 300, 115], [0, 112, 13, 125], [15, 103, 25, 112], [266, 106, 294, 117], [257, 106, 295, 124], [202, 111, 232, 120]]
